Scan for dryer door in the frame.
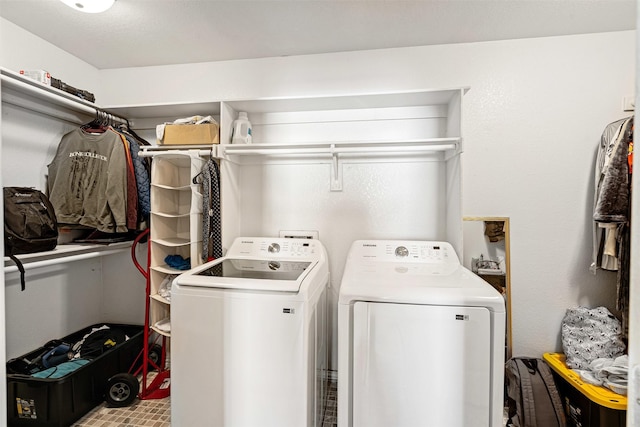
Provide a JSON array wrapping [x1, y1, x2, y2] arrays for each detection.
[[352, 302, 492, 427]]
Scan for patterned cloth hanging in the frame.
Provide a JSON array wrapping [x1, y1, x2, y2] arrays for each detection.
[[200, 157, 222, 261]]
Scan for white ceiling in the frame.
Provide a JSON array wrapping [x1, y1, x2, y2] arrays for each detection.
[[0, 0, 636, 70]]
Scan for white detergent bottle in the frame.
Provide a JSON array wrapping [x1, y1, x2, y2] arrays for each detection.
[[231, 111, 252, 144]]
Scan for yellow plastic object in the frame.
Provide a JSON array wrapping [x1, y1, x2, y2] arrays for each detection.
[[543, 353, 627, 410]]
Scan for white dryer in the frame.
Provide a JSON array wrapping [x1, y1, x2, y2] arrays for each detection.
[[338, 240, 505, 427], [172, 237, 329, 427]]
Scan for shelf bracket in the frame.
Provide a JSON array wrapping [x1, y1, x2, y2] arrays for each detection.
[[330, 146, 343, 192]]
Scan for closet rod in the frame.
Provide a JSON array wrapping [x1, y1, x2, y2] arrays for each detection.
[[138, 149, 214, 158], [3, 248, 127, 274], [221, 143, 457, 156], [0, 74, 128, 125]]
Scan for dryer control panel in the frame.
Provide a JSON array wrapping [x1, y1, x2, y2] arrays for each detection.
[[227, 237, 322, 260], [349, 240, 460, 264]]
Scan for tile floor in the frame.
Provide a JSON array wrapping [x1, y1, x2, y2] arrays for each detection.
[[72, 396, 170, 427], [73, 374, 506, 427], [321, 377, 338, 427], [72, 374, 338, 427], [71, 370, 169, 427]]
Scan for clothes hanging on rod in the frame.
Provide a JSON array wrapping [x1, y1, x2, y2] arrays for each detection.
[[119, 130, 151, 220], [119, 129, 138, 230], [591, 115, 634, 337], [591, 117, 630, 272], [47, 117, 152, 235], [48, 127, 129, 233], [109, 121, 152, 230]]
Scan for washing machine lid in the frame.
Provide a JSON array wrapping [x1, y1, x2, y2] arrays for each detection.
[[338, 240, 505, 312], [175, 257, 319, 292], [174, 237, 328, 293]]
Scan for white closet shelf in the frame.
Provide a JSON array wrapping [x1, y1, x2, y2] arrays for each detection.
[[150, 325, 171, 338], [105, 102, 220, 131], [222, 88, 468, 113], [150, 294, 171, 305], [3, 242, 132, 272], [151, 265, 186, 275], [140, 145, 215, 155], [151, 183, 192, 191], [153, 237, 191, 247], [152, 211, 190, 219], [218, 138, 461, 157], [1, 67, 95, 110], [219, 138, 462, 191], [108, 87, 464, 122], [0, 67, 126, 125]]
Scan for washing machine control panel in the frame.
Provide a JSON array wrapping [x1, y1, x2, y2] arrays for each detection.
[[351, 240, 460, 264], [228, 238, 321, 259]]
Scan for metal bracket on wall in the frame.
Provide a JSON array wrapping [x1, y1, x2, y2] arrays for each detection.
[[624, 96, 635, 112], [330, 147, 343, 191]]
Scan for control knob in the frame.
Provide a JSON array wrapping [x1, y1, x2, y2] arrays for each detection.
[[395, 246, 409, 257], [268, 243, 281, 253], [268, 261, 281, 271]]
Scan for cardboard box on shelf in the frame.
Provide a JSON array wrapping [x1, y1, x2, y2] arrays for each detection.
[[159, 123, 220, 146]]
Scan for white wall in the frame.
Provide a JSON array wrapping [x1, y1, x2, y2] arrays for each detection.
[[1, 20, 635, 359], [99, 31, 635, 358], [0, 18, 102, 99]]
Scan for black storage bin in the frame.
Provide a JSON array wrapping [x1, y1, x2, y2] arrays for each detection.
[[543, 353, 626, 427], [6, 323, 143, 427]]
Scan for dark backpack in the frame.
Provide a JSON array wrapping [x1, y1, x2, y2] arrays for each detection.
[[74, 328, 127, 359], [4, 187, 58, 291], [505, 357, 567, 427]]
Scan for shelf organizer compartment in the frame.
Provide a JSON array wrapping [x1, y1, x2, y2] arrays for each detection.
[[148, 151, 206, 340], [151, 214, 191, 242], [149, 299, 171, 336], [151, 155, 194, 187], [150, 241, 192, 267], [150, 186, 192, 214]]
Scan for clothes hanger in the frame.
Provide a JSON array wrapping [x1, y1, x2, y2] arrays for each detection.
[[80, 110, 100, 129], [81, 110, 108, 134], [118, 118, 152, 146]]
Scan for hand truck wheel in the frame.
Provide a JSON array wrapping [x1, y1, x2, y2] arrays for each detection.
[[105, 372, 139, 407]]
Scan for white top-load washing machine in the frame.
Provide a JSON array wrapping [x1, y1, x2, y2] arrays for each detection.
[[338, 240, 505, 427], [171, 237, 329, 427]]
